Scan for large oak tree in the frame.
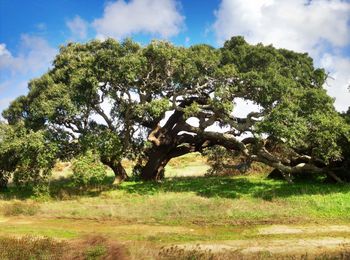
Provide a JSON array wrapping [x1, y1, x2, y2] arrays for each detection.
[[2, 37, 350, 183]]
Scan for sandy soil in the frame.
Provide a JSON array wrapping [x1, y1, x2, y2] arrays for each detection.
[[170, 224, 350, 256], [1, 217, 350, 256]]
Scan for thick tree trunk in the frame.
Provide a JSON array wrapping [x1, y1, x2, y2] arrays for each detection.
[[0, 173, 8, 191], [140, 148, 171, 181], [101, 159, 128, 184], [111, 161, 128, 184]]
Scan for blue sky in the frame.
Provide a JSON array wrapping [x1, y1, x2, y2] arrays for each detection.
[[1, 0, 350, 116]]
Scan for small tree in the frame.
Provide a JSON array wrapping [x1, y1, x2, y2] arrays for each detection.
[[0, 122, 58, 190], [71, 151, 108, 189]]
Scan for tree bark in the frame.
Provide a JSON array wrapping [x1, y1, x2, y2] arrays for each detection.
[[0, 173, 8, 191], [112, 161, 128, 184], [101, 159, 128, 184], [140, 147, 171, 181]]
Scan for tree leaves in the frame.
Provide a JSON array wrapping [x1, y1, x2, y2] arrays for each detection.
[[1, 36, 348, 181]]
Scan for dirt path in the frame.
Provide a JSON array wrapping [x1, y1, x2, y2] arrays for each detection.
[[172, 224, 350, 256], [258, 224, 350, 235], [158, 224, 350, 256], [1, 216, 350, 256], [179, 237, 350, 256]]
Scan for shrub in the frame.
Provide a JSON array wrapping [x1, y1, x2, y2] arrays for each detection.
[[203, 146, 271, 176], [203, 146, 245, 176], [71, 151, 108, 189], [2, 201, 40, 216]]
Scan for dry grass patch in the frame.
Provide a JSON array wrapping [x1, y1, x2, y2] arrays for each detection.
[[0, 235, 66, 260], [66, 235, 129, 260], [0, 235, 129, 260], [1, 201, 40, 216]]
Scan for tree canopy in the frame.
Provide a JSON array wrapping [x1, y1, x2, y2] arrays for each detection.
[[0, 122, 58, 189], [2, 36, 350, 185]]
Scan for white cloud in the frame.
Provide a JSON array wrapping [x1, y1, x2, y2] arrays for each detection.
[[0, 43, 11, 57], [321, 54, 350, 112], [185, 36, 190, 46], [213, 0, 350, 111], [232, 98, 261, 118], [0, 97, 13, 116], [66, 16, 88, 40], [213, 0, 350, 52], [0, 35, 56, 75], [0, 35, 57, 115], [0, 79, 28, 118], [93, 0, 184, 39]]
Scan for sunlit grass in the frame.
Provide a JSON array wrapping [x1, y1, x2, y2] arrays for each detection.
[[0, 154, 350, 258], [1, 175, 348, 227]]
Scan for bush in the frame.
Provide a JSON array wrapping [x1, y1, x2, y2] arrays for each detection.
[[203, 146, 245, 176], [71, 151, 108, 189], [1, 201, 40, 216], [203, 146, 271, 176]]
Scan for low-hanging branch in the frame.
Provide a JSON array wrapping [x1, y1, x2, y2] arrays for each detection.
[[1, 36, 349, 185]]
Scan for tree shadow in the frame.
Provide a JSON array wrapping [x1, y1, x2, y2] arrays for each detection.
[[2, 175, 349, 201], [119, 176, 350, 200], [0, 175, 116, 201]]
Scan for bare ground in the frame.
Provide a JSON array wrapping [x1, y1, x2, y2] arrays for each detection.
[[1, 216, 350, 257]]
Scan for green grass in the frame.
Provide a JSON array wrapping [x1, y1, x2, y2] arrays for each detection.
[[0, 225, 78, 239], [0, 154, 350, 257], [1, 175, 349, 227]]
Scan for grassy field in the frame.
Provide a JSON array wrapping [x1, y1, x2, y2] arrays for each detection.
[[0, 153, 350, 259]]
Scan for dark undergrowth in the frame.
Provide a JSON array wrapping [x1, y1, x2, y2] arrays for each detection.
[[119, 176, 350, 200], [0, 175, 116, 200], [1, 174, 350, 202]]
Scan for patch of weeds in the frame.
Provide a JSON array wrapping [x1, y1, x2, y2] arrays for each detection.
[[0, 235, 66, 260], [159, 245, 350, 260], [158, 245, 246, 260], [159, 245, 214, 260], [261, 191, 275, 201], [1, 201, 40, 216], [68, 235, 129, 260], [32, 184, 51, 201], [85, 245, 107, 259], [0, 235, 129, 260]]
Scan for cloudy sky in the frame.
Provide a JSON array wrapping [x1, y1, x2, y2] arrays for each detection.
[[0, 0, 349, 116]]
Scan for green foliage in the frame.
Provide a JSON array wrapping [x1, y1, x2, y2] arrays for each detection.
[[135, 98, 171, 121], [80, 127, 123, 163], [0, 122, 58, 189], [183, 101, 201, 118], [343, 107, 350, 125], [85, 245, 107, 260], [203, 146, 237, 176], [72, 151, 108, 189], [256, 88, 350, 163], [2, 36, 349, 181]]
